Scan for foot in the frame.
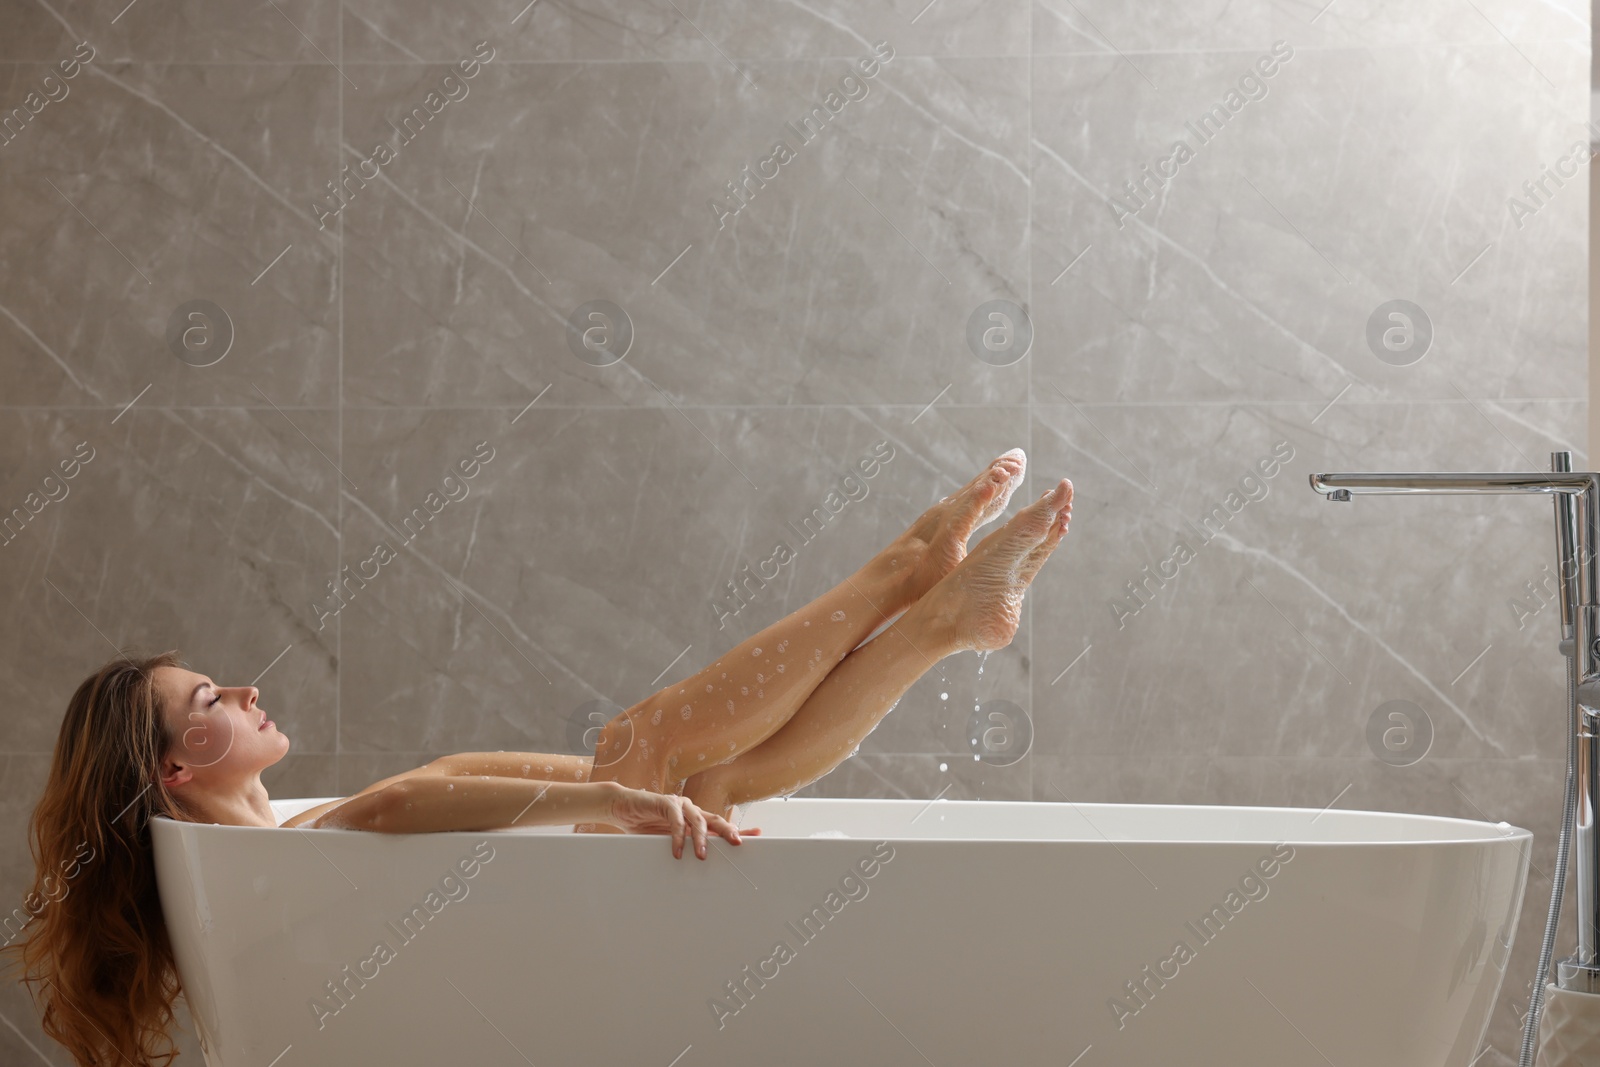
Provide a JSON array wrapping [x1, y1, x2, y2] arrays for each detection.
[[889, 448, 1028, 605], [917, 477, 1073, 653]]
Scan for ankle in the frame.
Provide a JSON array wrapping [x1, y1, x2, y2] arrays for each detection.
[[897, 595, 962, 658], [857, 554, 918, 614]]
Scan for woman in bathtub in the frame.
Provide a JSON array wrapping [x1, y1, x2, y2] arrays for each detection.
[[4, 450, 1070, 1067]]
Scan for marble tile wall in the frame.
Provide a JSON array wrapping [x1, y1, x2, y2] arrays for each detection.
[[0, 0, 1587, 1062]]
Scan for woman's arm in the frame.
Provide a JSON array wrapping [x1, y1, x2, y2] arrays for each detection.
[[428, 752, 593, 782], [311, 776, 620, 833], [309, 775, 750, 858], [277, 752, 592, 828]]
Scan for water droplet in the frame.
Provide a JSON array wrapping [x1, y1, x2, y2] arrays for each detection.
[[778, 641, 788, 652], [803, 620, 810, 626], [681, 706, 694, 719], [830, 610, 846, 621], [543, 764, 553, 774], [757, 672, 765, 683], [445, 783, 454, 791], [651, 707, 663, 725], [728, 741, 736, 751], [939, 762, 948, 772], [741, 686, 749, 695], [697, 752, 705, 760], [705, 683, 713, 692], [521, 763, 531, 775], [753, 647, 763, 656], [776, 664, 785, 673], [757, 689, 764, 698], [405, 801, 414, 810], [725, 700, 735, 712]]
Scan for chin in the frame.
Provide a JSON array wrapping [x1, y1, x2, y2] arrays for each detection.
[[266, 731, 291, 761]]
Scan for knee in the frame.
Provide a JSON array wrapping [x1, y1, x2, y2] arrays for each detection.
[[422, 754, 458, 776], [592, 711, 637, 769]]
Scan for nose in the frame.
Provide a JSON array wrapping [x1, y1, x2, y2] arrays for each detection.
[[244, 686, 259, 709]]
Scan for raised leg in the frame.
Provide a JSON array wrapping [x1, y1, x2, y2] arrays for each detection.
[[684, 476, 1073, 818], [576, 449, 1029, 829], [585, 556, 912, 797]]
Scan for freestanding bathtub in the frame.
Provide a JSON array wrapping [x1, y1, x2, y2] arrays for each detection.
[[151, 797, 1530, 1066]]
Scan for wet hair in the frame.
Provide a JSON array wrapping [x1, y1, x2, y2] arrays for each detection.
[[1, 650, 200, 1066]]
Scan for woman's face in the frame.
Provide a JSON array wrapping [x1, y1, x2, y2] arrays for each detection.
[[153, 665, 290, 786]]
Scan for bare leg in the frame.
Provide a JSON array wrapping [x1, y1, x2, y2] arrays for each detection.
[[684, 477, 1073, 818], [577, 449, 1029, 829]]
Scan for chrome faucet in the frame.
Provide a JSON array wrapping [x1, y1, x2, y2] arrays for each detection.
[[1311, 454, 1600, 1062]]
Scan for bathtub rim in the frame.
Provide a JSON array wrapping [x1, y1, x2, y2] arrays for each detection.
[[145, 795, 1535, 847]]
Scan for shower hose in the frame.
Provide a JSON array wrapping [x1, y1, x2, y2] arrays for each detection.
[[1518, 657, 1579, 1067]]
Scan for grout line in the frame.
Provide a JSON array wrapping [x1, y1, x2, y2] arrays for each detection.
[[335, 0, 344, 794], [1026, 4, 1035, 809], [0, 41, 1585, 67], [4, 398, 1583, 412]]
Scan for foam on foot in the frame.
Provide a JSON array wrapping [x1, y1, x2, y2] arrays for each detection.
[[935, 478, 1072, 652]]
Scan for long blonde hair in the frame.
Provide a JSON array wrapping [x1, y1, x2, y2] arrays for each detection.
[[1, 650, 200, 1066]]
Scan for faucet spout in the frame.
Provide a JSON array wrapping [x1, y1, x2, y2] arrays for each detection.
[[1309, 470, 1597, 497]]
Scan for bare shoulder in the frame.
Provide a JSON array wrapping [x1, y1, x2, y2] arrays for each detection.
[[275, 760, 447, 828], [278, 797, 351, 828]]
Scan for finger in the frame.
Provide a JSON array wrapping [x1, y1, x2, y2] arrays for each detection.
[[692, 806, 709, 859], [707, 813, 743, 845], [670, 799, 686, 858]]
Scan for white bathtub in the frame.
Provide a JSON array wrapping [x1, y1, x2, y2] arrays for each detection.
[[151, 797, 1530, 1066]]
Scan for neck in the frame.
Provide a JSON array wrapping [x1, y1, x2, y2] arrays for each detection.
[[184, 774, 277, 827]]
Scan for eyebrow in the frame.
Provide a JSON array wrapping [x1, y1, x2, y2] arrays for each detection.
[[189, 681, 215, 705]]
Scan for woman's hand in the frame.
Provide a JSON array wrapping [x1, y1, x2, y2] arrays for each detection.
[[608, 786, 759, 859]]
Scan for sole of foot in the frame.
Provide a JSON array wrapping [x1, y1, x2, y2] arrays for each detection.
[[899, 448, 1029, 602], [927, 477, 1072, 653]]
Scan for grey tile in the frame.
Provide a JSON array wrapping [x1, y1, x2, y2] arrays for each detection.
[[0, 63, 340, 407], [338, 57, 1028, 406], [0, 0, 339, 63], [1029, 45, 1586, 403], [1268, 0, 1588, 48], [1034, 0, 1274, 55], [341, 0, 1028, 64], [0, 410, 338, 754]]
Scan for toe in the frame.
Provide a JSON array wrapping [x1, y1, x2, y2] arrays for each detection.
[[1019, 507, 1069, 583], [951, 470, 1004, 537], [1014, 479, 1072, 541]]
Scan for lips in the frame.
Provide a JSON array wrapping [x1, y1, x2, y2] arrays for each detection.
[[258, 715, 272, 731]]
